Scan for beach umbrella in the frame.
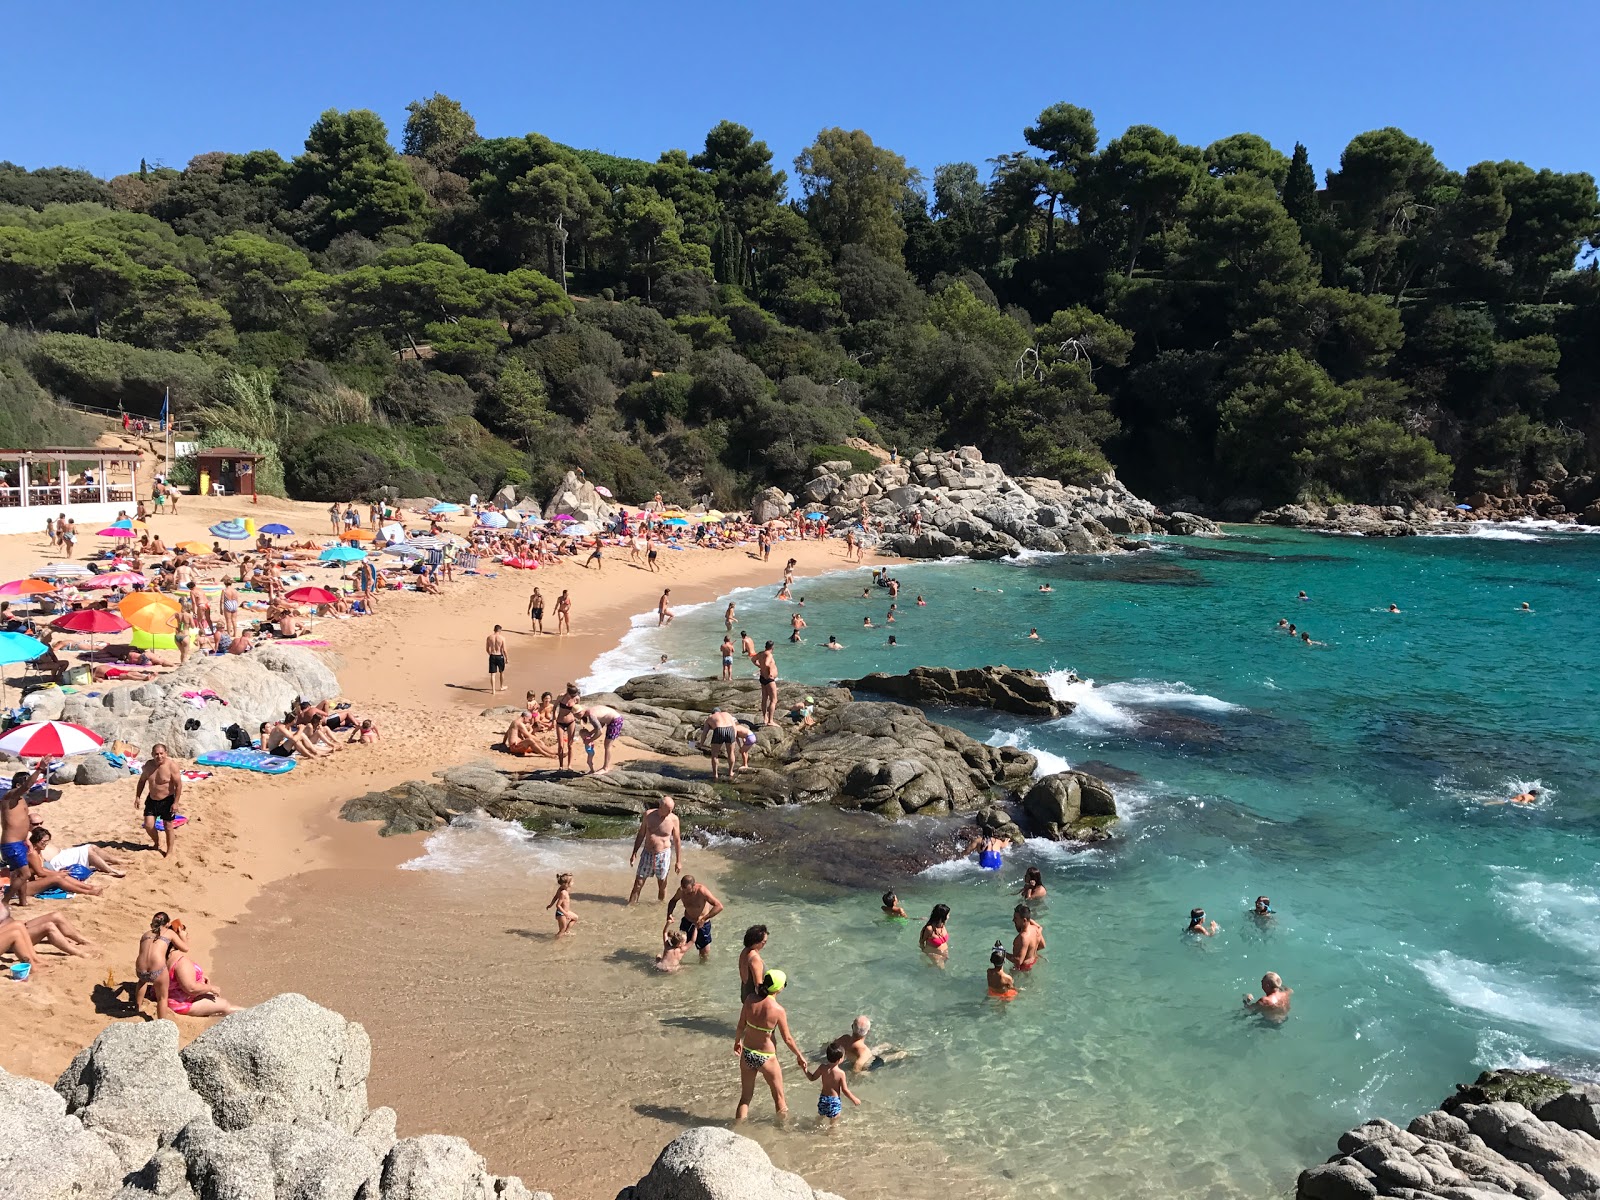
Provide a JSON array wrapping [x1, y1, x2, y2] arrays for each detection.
[[32, 563, 90, 579], [175, 541, 211, 555], [0, 720, 103, 759], [81, 571, 147, 590], [259, 523, 294, 536], [284, 586, 339, 606], [121, 599, 180, 637], [97, 526, 137, 539], [341, 527, 376, 541], [385, 545, 425, 559], [429, 502, 462, 514], [479, 512, 509, 528], [552, 513, 577, 523], [319, 546, 366, 562], [664, 517, 689, 527], [51, 608, 130, 652], [594, 485, 613, 498], [380, 523, 405, 542], [0, 579, 55, 597], [0, 630, 46, 701], [565, 523, 595, 536], [403, 536, 443, 550], [209, 521, 250, 540]]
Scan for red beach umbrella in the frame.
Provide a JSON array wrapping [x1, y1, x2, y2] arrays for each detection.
[[284, 586, 340, 606], [51, 610, 131, 634], [0, 721, 104, 759]]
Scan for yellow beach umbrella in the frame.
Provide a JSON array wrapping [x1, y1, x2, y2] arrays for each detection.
[[342, 527, 376, 541], [176, 541, 210, 555]]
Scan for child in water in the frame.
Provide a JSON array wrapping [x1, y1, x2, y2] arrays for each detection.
[[546, 873, 578, 937], [881, 890, 908, 919], [987, 944, 1017, 1000], [655, 928, 689, 972], [803, 1045, 861, 1124]]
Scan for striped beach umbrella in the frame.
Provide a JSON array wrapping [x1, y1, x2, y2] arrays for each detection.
[[0, 721, 104, 759]]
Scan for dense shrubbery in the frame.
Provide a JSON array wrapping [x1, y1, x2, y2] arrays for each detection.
[[0, 98, 1596, 506]]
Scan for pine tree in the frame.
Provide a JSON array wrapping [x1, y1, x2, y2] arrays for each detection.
[[1283, 142, 1318, 236]]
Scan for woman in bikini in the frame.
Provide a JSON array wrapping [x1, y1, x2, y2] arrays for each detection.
[[135, 912, 188, 1018], [554, 684, 580, 769], [165, 941, 240, 1018], [733, 970, 807, 1121], [920, 903, 951, 966], [739, 925, 768, 1003]]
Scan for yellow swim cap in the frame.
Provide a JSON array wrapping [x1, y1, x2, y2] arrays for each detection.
[[764, 969, 787, 994]]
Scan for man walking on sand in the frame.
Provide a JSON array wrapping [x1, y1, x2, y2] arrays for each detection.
[[486, 625, 508, 693], [666, 874, 725, 961], [134, 745, 183, 859], [658, 589, 674, 627], [751, 641, 778, 727], [628, 796, 682, 904]]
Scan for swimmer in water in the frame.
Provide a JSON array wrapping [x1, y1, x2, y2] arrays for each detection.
[[1186, 907, 1219, 937], [1300, 632, 1325, 646], [1038, 583, 1053, 593], [1297, 590, 1308, 601], [824, 635, 843, 650], [987, 944, 1017, 1000], [1243, 971, 1292, 1018], [1018, 866, 1047, 901], [1518, 602, 1532, 613], [1287, 623, 1297, 637], [887, 635, 898, 647], [1486, 789, 1540, 806], [1276, 618, 1289, 632], [881, 890, 908, 919], [1027, 627, 1040, 640], [862, 615, 875, 629], [862, 587, 871, 600], [1387, 603, 1401, 613], [1251, 896, 1274, 922], [915, 595, 925, 606]]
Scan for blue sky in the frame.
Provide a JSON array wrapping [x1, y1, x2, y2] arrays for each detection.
[[5, 0, 1594, 188]]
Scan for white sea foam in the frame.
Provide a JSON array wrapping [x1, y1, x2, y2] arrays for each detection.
[[985, 729, 1071, 777], [1043, 673, 1243, 733], [400, 811, 630, 876], [1416, 951, 1600, 1054], [1492, 872, 1600, 958], [918, 855, 984, 880]]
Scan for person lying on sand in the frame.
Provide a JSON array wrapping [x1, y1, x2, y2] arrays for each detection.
[[31, 829, 125, 878]]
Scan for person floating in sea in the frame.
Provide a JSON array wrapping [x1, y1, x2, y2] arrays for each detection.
[[1018, 866, 1047, 901], [1038, 583, 1053, 593], [915, 595, 926, 606], [987, 944, 1017, 1001], [1518, 602, 1533, 613], [1276, 618, 1290, 632], [1297, 590, 1309, 601], [1243, 972, 1292, 1019], [828, 1015, 892, 1072], [862, 615, 875, 629], [546, 872, 578, 937], [1287, 623, 1297, 637], [824, 635, 844, 651], [627, 796, 682, 905], [886, 634, 898, 647], [881, 890, 908, 919], [1187, 907, 1219, 936], [733, 970, 807, 1122], [1006, 904, 1045, 971], [1300, 632, 1325, 646], [804, 1045, 861, 1125]]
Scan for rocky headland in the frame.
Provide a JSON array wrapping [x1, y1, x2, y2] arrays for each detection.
[[750, 446, 1219, 559], [842, 665, 1069, 718], [340, 672, 1119, 854], [1298, 1069, 1600, 1200], [0, 993, 841, 1200]]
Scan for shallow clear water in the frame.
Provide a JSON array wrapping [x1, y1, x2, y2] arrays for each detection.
[[525, 527, 1600, 1195]]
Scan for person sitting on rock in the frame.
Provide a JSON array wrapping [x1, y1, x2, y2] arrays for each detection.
[[1243, 972, 1291, 1019]]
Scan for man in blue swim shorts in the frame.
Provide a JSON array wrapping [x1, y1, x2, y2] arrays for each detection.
[[3, 760, 49, 904], [666, 874, 724, 960]]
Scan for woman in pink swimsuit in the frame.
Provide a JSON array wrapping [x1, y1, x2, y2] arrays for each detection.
[[919, 903, 951, 966], [165, 946, 240, 1018]]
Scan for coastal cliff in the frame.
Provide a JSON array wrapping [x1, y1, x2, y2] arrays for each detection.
[[0, 994, 842, 1200]]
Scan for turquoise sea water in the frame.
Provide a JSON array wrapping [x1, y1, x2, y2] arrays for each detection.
[[568, 526, 1600, 1196]]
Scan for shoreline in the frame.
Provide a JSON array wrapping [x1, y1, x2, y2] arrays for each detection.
[[0, 492, 896, 1080]]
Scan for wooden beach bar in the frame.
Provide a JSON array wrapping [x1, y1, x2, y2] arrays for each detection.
[[0, 446, 143, 535]]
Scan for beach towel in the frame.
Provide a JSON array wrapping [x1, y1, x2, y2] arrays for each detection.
[[275, 639, 330, 647], [195, 748, 298, 775], [36, 863, 94, 899], [180, 770, 213, 783]]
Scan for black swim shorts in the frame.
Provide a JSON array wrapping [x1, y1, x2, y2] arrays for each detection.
[[488, 654, 507, 673], [143, 795, 175, 822]]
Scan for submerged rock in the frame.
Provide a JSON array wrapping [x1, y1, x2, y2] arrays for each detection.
[[842, 665, 1070, 718]]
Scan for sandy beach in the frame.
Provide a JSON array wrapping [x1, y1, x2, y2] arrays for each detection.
[[0, 487, 882, 1086]]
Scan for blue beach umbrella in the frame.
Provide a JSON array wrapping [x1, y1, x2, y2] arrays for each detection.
[[479, 512, 509, 528], [429, 503, 462, 515], [663, 517, 689, 527], [209, 521, 250, 540], [319, 546, 366, 562], [259, 523, 294, 536], [110, 518, 133, 529], [0, 630, 46, 701]]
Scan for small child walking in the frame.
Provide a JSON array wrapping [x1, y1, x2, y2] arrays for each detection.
[[546, 873, 578, 937], [803, 1045, 860, 1125]]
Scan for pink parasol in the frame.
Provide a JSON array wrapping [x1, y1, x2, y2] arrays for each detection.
[[81, 571, 147, 590], [0, 720, 104, 759], [97, 527, 138, 538]]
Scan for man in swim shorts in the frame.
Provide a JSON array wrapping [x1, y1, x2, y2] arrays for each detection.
[[666, 874, 724, 960], [1005, 904, 1046, 971], [577, 703, 625, 774], [486, 625, 508, 694], [702, 708, 740, 780], [628, 796, 682, 904], [2, 761, 48, 905], [751, 641, 778, 727], [720, 634, 735, 682], [134, 744, 183, 860]]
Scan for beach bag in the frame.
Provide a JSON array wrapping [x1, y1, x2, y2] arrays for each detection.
[[224, 723, 253, 750]]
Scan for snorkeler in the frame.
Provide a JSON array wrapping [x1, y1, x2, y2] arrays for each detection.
[[1251, 896, 1274, 921], [1186, 907, 1219, 936], [987, 944, 1017, 1000]]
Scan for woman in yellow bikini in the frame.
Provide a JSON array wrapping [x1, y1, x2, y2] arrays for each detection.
[[733, 970, 807, 1121]]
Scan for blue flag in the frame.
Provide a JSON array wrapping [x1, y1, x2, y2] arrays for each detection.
[[160, 388, 169, 432]]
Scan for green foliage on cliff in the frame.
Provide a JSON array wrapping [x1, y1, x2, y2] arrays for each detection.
[[0, 100, 1596, 505]]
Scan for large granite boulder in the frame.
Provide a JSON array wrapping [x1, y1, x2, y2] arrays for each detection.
[[1299, 1071, 1600, 1200], [618, 1127, 845, 1200], [750, 486, 793, 524], [842, 665, 1070, 718], [0, 1066, 121, 1200], [171, 1117, 383, 1200], [543, 470, 618, 526], [1022, 771, 1118, 839], [379, 1134, 546, 1200]]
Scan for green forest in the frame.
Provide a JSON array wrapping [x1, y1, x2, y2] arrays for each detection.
[[2, 96, 1596, 509]]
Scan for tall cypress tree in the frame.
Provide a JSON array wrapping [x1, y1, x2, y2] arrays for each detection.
[[1283, 142, 1318, 236]]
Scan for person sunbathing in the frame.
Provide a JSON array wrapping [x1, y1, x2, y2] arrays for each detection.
[[164, 943, 239, 1018], [260, 721, 327, 757], [346, 719, 379, 745], [91, 662, 161, 682], [29, 828, 124, 878], [17, 836, 105, 898], [503, 711, 555, 757]]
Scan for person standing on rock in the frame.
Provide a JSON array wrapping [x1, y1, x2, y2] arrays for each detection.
[[134, 745, 183, 859], [702, 708, 739, 780], [719, 634, 735, 682], [734, 970, 807, 1122], [1243, 972, 1291, 1019], [628, 796, 682, 904], [751, 641, 778, 727], [665, 874, 724, 961], [486, 625, 509, 694]]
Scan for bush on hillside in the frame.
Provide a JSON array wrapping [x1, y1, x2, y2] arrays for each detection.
[[807, 444, 879, 476]]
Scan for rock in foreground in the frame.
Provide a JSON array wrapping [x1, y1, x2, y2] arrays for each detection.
[[842, 665, 1070, 718], [1, 994, 843, 1200], [1298, 1069, 1600, 1200]]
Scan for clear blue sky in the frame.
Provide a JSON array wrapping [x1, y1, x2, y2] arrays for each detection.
[[5, 0, 1594, 187]]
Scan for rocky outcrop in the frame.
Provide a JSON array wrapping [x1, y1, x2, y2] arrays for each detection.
[[842, 665, 1070, 718], [1255, 474, 1600, 536], [617, 1127, 845, 1200], [797, 445, 1212, 559], [750, 485, 793, 525], [1298, 1070, 1600, 1200], [2, 995, 840, 1200], [46, 644, 338, 767], [1022, 771, 1119, 840], [543, 469, 618, 526]]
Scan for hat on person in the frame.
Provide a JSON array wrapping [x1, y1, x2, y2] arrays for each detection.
[[804, 695, 814, 703], [763, 969, 787, 994]]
